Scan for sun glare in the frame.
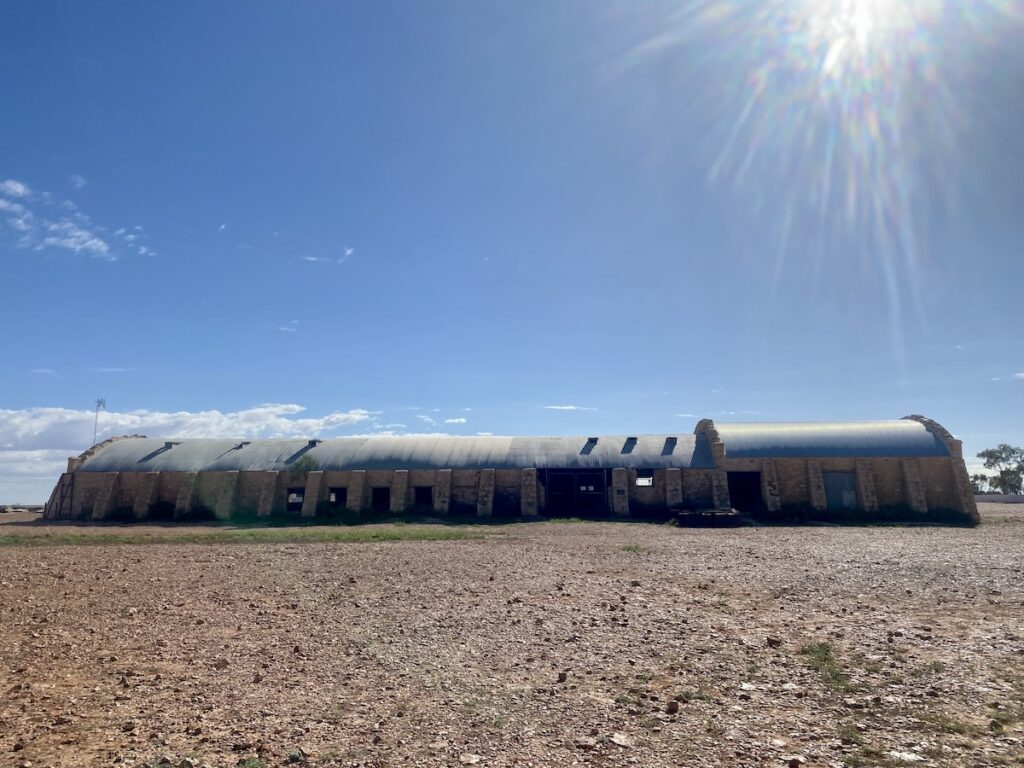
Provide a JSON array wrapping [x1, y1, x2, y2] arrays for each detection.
[[619, 0, 1021, 356]]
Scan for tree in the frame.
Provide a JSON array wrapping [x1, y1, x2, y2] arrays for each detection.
[[976, 444, 1024, 495], [969, 474, 990, 494]]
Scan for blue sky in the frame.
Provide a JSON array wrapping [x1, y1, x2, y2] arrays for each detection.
[[1, 1, 1022, 501]]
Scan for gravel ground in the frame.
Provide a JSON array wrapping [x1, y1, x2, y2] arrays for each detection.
[[0, 504, 1021, 768]]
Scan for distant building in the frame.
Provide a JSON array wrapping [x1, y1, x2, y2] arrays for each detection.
[[43, 416, 978, 525]]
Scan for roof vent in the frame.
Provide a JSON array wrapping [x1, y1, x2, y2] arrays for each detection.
[[581, 436, 598, 456], [163, 441, 180, 450], [622, 436, 638, 454], [232, 441, 251, 451], [663, 436, 677, 456], [307, 439, 322, 447]]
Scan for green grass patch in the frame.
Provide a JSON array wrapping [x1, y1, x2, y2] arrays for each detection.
[[800, 641, 858, 693], [622, 543, 647, 553], [924, 712, 983, 736], [0, 526, 484, 547], [838, 722, 864, 745]]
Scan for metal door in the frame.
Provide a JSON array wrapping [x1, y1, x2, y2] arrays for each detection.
[[823, 471, 858, 511]]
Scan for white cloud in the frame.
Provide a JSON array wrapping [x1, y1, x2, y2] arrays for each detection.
[[0, 196, 31, 224], [219, 223, 227, 231], [303, 256, 329, 262], [92, 367, 136, 373], [476, 432, 494, 436], [416, 414, 437, 426], [0, 179, 31, 198], [30, 368, 57, 376], [443, 417, 467, 424], [676, 413, 701, 418], [70, 174, 88, 189], [1015, 373, 1024, 380], [40, 220, 111, 258], [0, 179, 149, 260], [277, 320, 300, 333], [461, 407, 472, 412], [543, 405, 598, 412], [0, 403, 378, 502]]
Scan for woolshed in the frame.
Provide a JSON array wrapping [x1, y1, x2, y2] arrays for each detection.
[[42, 415, 978, 525]]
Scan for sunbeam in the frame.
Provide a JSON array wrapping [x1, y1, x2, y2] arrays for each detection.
[[618, 0, 1023, 359]]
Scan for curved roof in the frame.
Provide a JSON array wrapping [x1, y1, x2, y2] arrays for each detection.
[[74, 419, 952, 473], [712, 420, 949, 459], [78, 434, 717, 473]]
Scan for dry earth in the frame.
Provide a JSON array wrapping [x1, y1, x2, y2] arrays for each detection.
[[0, 505, 1021, 768]]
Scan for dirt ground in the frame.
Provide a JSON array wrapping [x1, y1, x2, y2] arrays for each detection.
[[0, 504, 1021, 768]]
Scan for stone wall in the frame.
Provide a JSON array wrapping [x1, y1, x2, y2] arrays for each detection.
[[44, 456, 978, 525]]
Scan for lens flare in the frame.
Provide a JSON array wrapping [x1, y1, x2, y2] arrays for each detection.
[[619, 0, 1022, 351]]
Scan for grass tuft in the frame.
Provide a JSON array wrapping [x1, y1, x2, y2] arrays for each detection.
[[800, 641, 858, 692]]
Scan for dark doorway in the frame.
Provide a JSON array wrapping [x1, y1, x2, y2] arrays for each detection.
[[544, 470, 608, 516], [727, 472, 763, 513], [286, 488, 305, 513], [414, 485, 434, 509], [371, 487, 391, 513], [328, 487, 347, 509], [823, 471, 858, 512]]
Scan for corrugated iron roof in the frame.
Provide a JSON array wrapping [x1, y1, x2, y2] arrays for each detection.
[[78, 434, 717, 473], [713, 420, 949, 458]]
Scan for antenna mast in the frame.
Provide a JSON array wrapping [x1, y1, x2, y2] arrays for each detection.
[[93, 398, 106, 447]]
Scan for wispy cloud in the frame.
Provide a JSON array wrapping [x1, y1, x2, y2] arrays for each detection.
[[219, 223, 227, 231], [0, 179, 31, 198], [92, 367, 136, 373], [676, 413, 701, 418], [476, 432, 494, 436], [443, 417, 467, 424], [1015, 373, 1024, 380], [416, 414, 437, 426], [69, 174, 87, 190], [339, 246, 355, 264], [40, 220, 110, 258], [0, 178, 151, 260], [543, 405, 598, 412], [276, 319, 300, 333], [30, 368, 57, 377]]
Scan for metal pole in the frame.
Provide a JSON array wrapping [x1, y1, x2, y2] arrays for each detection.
[[93, 398, 106, 446]]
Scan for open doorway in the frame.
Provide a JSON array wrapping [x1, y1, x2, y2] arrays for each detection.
[[286, 488, 305, 513], [414, 485, 434, 509], [727, 472, 763, 514], [371, 487, 391, 513], [543, 470, 608, 516]]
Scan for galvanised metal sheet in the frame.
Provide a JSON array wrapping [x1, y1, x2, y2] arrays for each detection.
[[77, 434, 716, 473], [714, 420, 949, 458]]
